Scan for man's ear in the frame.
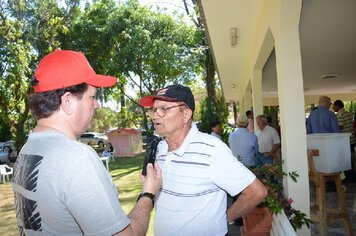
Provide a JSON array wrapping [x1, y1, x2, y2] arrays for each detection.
[[60, 92, 74, 115], [183, 108, 193, 123]]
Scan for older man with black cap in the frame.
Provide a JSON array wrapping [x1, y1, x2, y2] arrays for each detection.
[[13, 49, 162, 236], [139, 84, 267, 236]]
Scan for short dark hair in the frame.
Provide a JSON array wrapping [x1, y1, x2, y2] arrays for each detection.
[[27, 83, 89, 120], [246, 110, 252, 117], [333, 100, 344, 109], [210, 120, 221, 129]]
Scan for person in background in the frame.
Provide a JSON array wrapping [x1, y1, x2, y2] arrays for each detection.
[[102, 143, 114, 157], [333, 100, 355, 144], [307, 95, 339, 134], [333, 100, 356, 183], [228, 114, 258, 167], [255, 115, 281, 166], [246, 110, 254, 133], [139, 84, 267, 236], [13, 49, 162, 235], [210, 120, 222, 140]]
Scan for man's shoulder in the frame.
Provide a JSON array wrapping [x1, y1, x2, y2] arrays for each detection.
[[27, 132, 96, 161], [338, 109, 352, 117], [195, 130, 221, 145]]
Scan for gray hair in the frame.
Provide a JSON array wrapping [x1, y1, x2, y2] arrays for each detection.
[[319, 96, 331, 106], [256, 115, 267, 122]]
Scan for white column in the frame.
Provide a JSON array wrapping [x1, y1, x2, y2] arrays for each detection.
[[251, 69, 263, 131], [245, 87, 252, 112], [274, 1, 310, 235]]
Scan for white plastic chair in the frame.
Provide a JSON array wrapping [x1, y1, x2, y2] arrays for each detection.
[[0, 164, 13, 183], [99, 157, 109, 171]]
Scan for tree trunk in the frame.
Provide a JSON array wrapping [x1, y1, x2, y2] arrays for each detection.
[[14, 104, 30, 150], [204, 49, 218, 112]]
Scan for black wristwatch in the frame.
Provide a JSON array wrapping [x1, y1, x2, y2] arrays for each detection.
[[137, 192, 156, 207]]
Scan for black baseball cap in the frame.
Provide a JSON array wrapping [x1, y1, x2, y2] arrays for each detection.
[[139, 84, 195, 112]]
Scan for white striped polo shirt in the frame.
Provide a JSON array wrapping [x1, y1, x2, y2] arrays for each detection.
[[153, 124, 255, 236]]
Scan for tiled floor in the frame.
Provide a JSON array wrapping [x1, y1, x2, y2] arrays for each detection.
[[310, 181, 356, 235], [227, 182, 356, 236]]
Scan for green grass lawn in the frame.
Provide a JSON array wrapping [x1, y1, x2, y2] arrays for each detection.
[[0, 154, 155, 235]]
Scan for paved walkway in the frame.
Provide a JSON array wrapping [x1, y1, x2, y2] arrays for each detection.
[[310, 181, 356, 235]]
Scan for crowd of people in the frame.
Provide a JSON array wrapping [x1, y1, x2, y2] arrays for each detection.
[[12, 49, 355, 235]]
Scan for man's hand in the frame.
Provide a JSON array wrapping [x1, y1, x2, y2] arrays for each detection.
[[263, 152, 272, 157], [141, 162, 162, 195]]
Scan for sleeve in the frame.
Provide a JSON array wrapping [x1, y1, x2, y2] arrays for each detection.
[[209, 143, 256, 197], [64, 152, 130, 236], [253, 135, 258, 154], [336, 113, 343, 126], [272, 128, 281, 145], [331, 113, 340, 133], [228, 134, 233, 148], [306, 116, 312, 134]]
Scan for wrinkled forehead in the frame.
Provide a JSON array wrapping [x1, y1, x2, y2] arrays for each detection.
[[153, 99, 179, 107]]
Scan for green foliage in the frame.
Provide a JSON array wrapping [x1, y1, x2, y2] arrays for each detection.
[[0, 0, 80, 149], [221, 123, 234, 144], [91, 107, 119, 133], [1, 0, 200, 147], [198, 92, 229, 135], [0, 115, 12, 142], [60, 0, 201, 130], [117, 106, 140, 129], [249, 164, 313, 230]]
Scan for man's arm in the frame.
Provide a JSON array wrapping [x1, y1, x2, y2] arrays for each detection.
[[264, 143, 281, 157], [115, 163, 162, 236], [306, 117, 312, 134], [226, 178, 267, 221], [331, 113, 340, 133]]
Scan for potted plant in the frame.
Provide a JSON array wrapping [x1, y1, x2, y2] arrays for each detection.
[[241, 163, 313, 234]]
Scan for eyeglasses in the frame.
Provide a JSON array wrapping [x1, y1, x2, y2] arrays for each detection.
[[149, 104, 186, 117]]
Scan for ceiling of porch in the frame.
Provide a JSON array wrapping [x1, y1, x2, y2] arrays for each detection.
[[199, 0, 356, 103]]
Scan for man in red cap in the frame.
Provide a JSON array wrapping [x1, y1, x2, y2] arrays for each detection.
[[13, 50, 162, 235], [139, 84, 267, 235]]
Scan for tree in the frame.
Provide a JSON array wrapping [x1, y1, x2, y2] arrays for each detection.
[[60, 0, 201, 130], [182, 0, 229, 132], [1, 3, 36, 147], [91, 107, 119, 133], [109, 0, 200, 130], [0, 0, 80, 148], [199, 91, 229, 134], [1, 0, 201, 148]]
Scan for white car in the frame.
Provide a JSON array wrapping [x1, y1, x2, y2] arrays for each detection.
[[78, 132, 109, 148]]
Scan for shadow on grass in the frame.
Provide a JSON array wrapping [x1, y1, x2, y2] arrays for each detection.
[[0, 203, 15, 213], [109, 155, 144, 180], [110, 155, 144, 169]]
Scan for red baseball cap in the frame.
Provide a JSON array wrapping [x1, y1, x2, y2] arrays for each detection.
[[33, 49, 117, 93]]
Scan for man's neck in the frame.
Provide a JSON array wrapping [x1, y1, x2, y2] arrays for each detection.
[[34, 117, 77, 140], [164, 124, 191, 152]]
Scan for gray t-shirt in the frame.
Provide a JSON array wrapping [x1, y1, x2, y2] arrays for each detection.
[[13, 131, 130, 235]]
